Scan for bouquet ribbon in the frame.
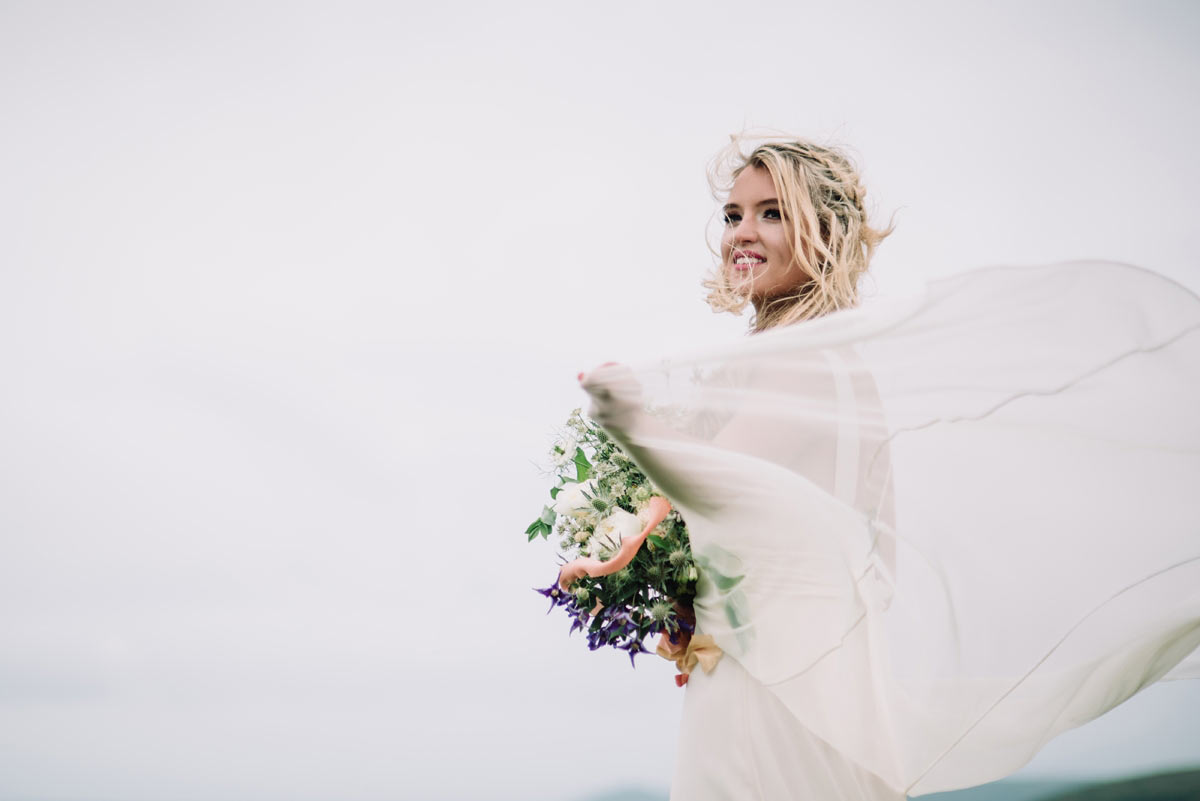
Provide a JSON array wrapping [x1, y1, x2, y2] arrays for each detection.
[[656, 634, 723, 687]]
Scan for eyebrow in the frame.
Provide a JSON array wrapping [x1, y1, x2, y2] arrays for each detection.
[[723, 199, 780, 212]]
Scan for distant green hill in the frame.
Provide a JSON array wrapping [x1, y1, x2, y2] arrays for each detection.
[[920, 778, 1088, 801], [1040, 768, 1200, 800], [576, 790, 665, 801], [916, 768, 1200, 801], [578, 768, 1200, 801], [574, 779, 1079, 801]]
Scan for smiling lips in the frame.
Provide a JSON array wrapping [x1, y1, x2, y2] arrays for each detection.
[[731, 250, 765, 271]]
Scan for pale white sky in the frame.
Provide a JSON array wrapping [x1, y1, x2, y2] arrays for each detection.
[[1, 1, 1198, 799]]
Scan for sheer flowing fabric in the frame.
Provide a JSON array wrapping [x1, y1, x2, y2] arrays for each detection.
[[581, 261, 1200, 797]]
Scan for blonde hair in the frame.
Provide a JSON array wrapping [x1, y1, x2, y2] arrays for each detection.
[[702, 136, 896, 333]]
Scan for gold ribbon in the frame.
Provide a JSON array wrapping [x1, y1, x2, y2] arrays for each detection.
[[657, 633, 723, 676]]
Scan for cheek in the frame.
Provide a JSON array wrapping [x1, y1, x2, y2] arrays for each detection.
[[764, 228, 791, 264]]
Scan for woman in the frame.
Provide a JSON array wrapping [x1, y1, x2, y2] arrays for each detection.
[[578, 137, 1200, 800]]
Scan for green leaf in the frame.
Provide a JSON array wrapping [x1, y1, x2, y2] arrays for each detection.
[[539, 505, 557, 526], [646, 534, 667, 550], [573, 446, 592, 482], [712, 572, 745, 592], [549, 486, 562, 499], [525, 519, 543, 536]]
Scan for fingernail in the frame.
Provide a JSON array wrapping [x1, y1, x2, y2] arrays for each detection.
[[577, 372, 585, 382]]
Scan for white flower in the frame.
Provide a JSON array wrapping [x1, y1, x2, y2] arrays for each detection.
[[587, 508, 643, 558], [553, 479, 599, 519], [589, 460, 614, 480], [631, 484, 653, 505], [551, 432, 580, 468]]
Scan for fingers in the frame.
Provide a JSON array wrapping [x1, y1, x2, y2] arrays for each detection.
[[576, 362, 642, 430], [577, 361, 622, 385]]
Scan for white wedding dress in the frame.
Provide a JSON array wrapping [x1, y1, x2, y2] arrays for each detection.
[[581, 261, 1200, 800]]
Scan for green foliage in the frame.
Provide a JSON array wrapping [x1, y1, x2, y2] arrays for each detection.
[[525, 505, 556, 541], [573, 446, 591, 482], [527, 408, 702, 655], [711, 572, 744, 592]]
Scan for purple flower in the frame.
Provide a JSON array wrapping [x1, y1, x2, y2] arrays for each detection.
[[665, 616, 693, 643], [534, 576, 573, 614], [621, 638, 645, 668], [568, 604, 591, 635]]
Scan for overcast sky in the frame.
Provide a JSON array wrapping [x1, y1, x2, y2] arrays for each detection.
[[1, 2, 1198, 799]]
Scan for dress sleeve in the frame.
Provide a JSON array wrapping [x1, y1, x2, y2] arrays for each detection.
[[579, 261, 1200, 796]]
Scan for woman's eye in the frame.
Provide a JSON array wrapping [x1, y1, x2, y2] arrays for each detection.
[[723, 213, 741, 226], [762, 208, 782, 220]]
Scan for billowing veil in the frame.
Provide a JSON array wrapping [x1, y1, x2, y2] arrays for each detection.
[[581, 261, 1200, 796]]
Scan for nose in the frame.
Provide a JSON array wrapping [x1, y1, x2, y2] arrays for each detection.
[[731, 215, 758, 245]]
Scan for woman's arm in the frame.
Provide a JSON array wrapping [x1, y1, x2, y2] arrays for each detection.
[[579, 363, 727, 516]]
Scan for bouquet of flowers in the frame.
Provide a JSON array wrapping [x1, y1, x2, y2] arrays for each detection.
[[529, 409, 699, 667]]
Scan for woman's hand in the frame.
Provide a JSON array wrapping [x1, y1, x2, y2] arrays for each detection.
[[577, 361, 721, 516], [656, 600, 699, 685]]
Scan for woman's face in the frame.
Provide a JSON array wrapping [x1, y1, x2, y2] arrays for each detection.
[[721, 165, 808, 308]]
